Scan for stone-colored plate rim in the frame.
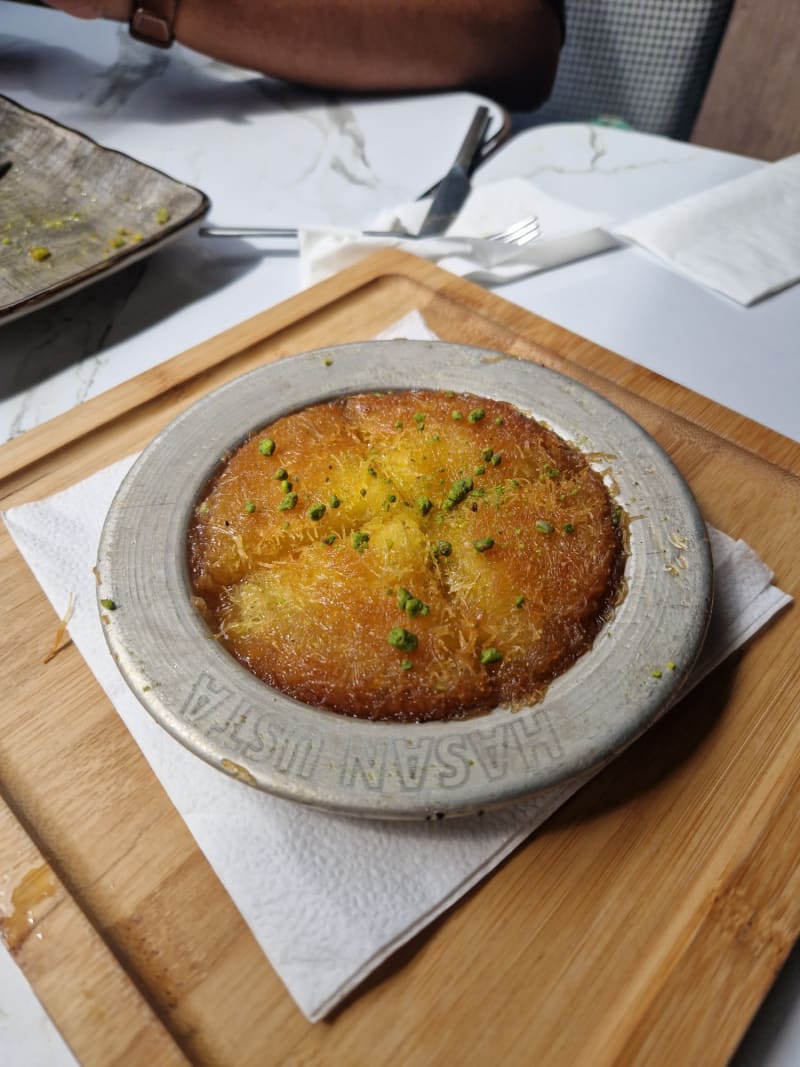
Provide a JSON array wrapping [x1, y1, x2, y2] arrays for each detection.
[[96, 340, 713, 820], [0, 94, 210, 324]]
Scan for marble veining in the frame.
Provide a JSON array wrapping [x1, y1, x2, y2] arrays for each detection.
[[92, 29, 172, 113], [326, 106, 379, 190]]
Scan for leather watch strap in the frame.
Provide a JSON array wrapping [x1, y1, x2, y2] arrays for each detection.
[[130, 0, 179, 48]]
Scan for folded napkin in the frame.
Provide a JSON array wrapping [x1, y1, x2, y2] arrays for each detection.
[[298, 177, 619, 286], [614, 154, 800, 305], [2, 313, 791, 1021]]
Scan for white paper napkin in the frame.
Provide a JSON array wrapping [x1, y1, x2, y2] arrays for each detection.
[[298, 177, 619, 286], [2, 313, 791, 1022], [614, 154, 800, 305]]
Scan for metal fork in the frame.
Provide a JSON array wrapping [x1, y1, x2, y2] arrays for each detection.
[[198, 216, 541, 247], [366, 216, 541, 246], [487, 217, 541, 247]]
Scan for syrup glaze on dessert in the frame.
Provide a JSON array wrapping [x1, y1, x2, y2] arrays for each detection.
[[188, 390, 625, 722]]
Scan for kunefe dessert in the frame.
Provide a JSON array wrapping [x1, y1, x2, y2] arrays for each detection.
[[188, 390, 625, 722]]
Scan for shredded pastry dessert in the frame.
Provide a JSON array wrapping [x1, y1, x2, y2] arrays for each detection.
[[188, 390, 625, 722]]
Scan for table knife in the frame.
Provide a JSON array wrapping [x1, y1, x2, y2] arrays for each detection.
[[415, 105, 490, 237]]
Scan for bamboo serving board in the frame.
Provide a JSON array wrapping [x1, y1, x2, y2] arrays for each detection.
[[1, 250, 799, 1067]]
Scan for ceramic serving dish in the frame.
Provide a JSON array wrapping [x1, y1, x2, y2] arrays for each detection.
[[0, 94, 209, 323]]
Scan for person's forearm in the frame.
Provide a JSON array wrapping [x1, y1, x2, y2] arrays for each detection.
[[175, 0, 562, 108], [46, 0, 563, 109]]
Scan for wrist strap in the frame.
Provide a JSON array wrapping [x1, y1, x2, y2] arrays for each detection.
[[130, 1, 179, 48]]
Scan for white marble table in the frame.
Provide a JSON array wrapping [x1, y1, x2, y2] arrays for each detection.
[[1, 3, 799, 1064]]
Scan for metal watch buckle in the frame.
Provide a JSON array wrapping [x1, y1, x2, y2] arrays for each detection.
[[130, 6, 175, 48]]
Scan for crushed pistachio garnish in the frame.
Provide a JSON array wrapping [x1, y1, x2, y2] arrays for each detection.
[[258, 438, 276, 456], [352, 531, 370, 552], [417, 496, 433, 516], [468, 408, 486, 424], [329, 494, 341, 508], [323, 358, 333, 366], [480, 647, 503, 665], [473, 537, 494, 552], [490, 453, 502, 467], [563, 522, 575, 534], [667, 660, 677, 670], [322, 533, 337, 545], [535, 520, 554, 534], [387, 626, 418, 651], [397, 588, 430, 616], [30, 246, 51, 262], [308, 503, 326, 521], [611, 507, 623, 527], [274, 467, 288, 480], [99, 598, 117, 611], [404, 594, 430, 618], [651, 669, 663, 679], [482, 448, 494, 461], [443, 477, 473, 510], [394, 421, 403, 429], [401, 658, 413, 671], [244, 500, 257, 514], [474, 464, 486, 476], [514, 595, 525, 608], [433, 540, 452, 558], [155, 207, 171, 224], [280, 479, 292, 492], [451, 410, 462, 421], [279, 492, 298, 511]]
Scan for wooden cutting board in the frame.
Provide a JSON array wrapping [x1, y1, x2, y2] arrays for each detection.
[[1, 249, 799, 1067]]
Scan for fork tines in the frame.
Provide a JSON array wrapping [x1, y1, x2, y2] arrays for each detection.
[[489, 217, 541, 246]]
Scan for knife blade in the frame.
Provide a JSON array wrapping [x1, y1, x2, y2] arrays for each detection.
[[416, 106, 490, 237]]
